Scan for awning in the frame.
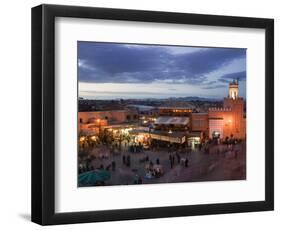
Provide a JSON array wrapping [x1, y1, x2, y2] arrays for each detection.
[[129, 129, 187, 144], [149, 133, 186, 143], [155, 116, 189, 125]]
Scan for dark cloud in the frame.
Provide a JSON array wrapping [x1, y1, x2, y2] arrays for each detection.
[[175, 48, 245, 76], [206, 80, 218, 85], [218, 71, 246, 84], [78, 42, 246, 85], [78, 42, 169, 83], [202, 84, 226, 90], [79, 43, 165, 75], [218, 78, 231, 84]]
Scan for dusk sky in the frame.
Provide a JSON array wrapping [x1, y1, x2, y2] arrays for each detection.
[[78, 42, 246, 100]]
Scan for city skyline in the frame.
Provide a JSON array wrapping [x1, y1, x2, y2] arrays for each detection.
[[78, 42, 246, 100]]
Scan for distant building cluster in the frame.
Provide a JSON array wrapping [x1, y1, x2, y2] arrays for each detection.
[[78, 80, 246, 148]]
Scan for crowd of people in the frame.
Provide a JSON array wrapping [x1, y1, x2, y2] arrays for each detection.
[[144, 158, 164, 179], [78, 134, 243, 186], [169, 153, 189, 168]]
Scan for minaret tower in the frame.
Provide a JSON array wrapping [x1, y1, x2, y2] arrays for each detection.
[[222, 78, 245, 139], [228, 79, 239, 100]]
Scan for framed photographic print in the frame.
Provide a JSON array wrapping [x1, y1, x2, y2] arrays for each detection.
[[31, 4, 274, 225]]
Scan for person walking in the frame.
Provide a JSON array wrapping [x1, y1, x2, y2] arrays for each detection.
[[145, 155, 149, 162], [156, 158, 160, 165], [111, 161, 116, 171], [185, 158, 189, 168], [126, 155, 131, 167]]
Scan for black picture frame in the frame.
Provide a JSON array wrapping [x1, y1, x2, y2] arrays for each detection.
[[31, 4, 274, 225]]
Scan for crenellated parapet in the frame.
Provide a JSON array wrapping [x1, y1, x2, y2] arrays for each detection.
[[208, 107, 232, 112]]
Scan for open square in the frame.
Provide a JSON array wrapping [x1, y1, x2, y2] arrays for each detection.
[[77, 42, 247, 187]]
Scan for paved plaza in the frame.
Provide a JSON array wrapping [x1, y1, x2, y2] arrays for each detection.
[[78, 142, 246, 186]]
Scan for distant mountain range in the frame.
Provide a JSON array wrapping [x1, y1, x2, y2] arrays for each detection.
[[79, 96, 222, 102], [166, 96, 222, 102]]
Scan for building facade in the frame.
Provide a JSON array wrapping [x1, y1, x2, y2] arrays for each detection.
[[78, 109, 138, 135], [191, 80, 246, 140], [78, 80, 246, 144]]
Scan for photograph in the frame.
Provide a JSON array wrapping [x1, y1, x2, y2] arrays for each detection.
[[30, 3, 274, 225], [77, 42, 247, 187]]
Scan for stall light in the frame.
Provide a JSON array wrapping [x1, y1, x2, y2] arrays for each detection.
[[90, 136, 97, 141], [137, 134, 144, 142]]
